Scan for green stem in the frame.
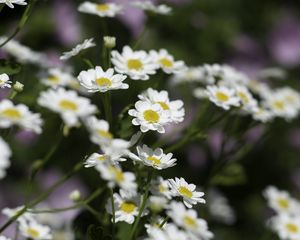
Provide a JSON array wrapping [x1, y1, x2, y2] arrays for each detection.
[[81, 57, 94, 68], [133, 27, 147, 50], [129, 170, 153, 240], [0, 4, 4, 13], [9, 90, 18, 100], [101, 92, 112, 126], [159, 216, 169, 228], [110, 188, 115, 239], [0, 0, 37, 48], [0, 162, 83, 233]]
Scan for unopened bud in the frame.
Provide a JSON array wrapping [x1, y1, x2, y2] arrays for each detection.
[[103, 36, 116, 49], [69, 190, 81, 202], [13, 81, 24, 92]]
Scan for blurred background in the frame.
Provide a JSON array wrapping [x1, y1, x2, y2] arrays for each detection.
[[1, 0, 300, 239]]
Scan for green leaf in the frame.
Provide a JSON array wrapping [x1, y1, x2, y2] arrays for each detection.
[[0, 59, 22, 75], [210, 162, 247, 186]]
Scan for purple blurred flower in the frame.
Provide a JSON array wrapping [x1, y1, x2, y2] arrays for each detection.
[[269, 11, 300, 67], [244, 125, 265, 144], [14, 130, 38, 146]]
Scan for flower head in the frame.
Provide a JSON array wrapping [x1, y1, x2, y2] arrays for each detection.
[[78, 2, 122, 18], [19, 220, 52, 240], [0, 74, 12, 89], [0, 0, 27, 8], [132, 1, 172, 15], [270, 214, 300, 240], [0, 137, 11, 180], [60, 38, 96, 60], [41, 68, 74, 88]]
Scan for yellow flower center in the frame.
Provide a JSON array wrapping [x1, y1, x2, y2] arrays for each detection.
[[285, 95, 296, 103], [120, 202, 136, 213], [96, 4, 110, 12], [0, 80, 5, 84], [286, 223, 299, 233], [183, 215, 197, 228], [95, 77, 112, 87], [147, 156, 161, 165], [98, 155, 106, 161], [278, 198, 289, 209], [216, 91, 229, 102], [127, 59, 143, 70], [159, 58, 173, 68], [157, 101, 170, 110], [110, 167, 124, 183], [178, 186, 193, 198], [1, 108, 22, 119], [48, 75, 60, 83], [59, 100, 78, 111], [159, 184, 166, 193], [27, 228, 40, 238], [273, 100, 285, 110], [96, 130, 113, 139], [238, 92, 249, 104], [143, 110, 160, 123]]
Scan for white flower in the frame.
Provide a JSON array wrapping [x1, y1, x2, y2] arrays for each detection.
[[151, 177, 173, 199], [270, 214, 300, 240], [193, 87, 207, 99], [168, 177, 205, 208], [0, 0, 27, 8], [147, 224, 189, 240], [149, 196, 168, 212], [138, 88, 185, 123], [168, 201, 213, 239], [38, 88, 97, 127], [111, 46, 158, 80], [149, 49, 186, 74], [84, 153, 110, 168], [172, 66, 204, 85], [96, 164, 137, 195], [252, 106, 274, 123], [128, 100, 169, 133], [131, 1, 172, 15], [107, 191, 140, 224], [78, 2, 122, 18], [264, 186, 300, 216], [60, 38, 96, 60], [19, 220, 52, 240], [41, 68, 74, 88], [0, 99, 43, 133], [205, 85, 240, 110], [0, 137, 11, 180], [0, 236, 11, 240], [2, 206, 35, 224], [77, 66, 128, 93], [129, 144, 176, 170], [235, 85, 258, 113], [0, 74, 12, 89]]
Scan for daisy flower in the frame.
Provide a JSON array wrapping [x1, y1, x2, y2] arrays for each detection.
[[171, 66, 204, 85], [235, 85, 258, 113], [0, 0, 27, 8], [60, 38, 96, 60], [2, 206, 35, 224], [0, 137, 11, 180], [131, 1, 172, 15], [84, 153, 111, 168], [150, 177, 173, 199], [205, 85, 240, 110], [270, 214, 300, 240], [128, 100, 169, 133], [147, 224, 189, 240], [78, 2, 122, 18], [129, 144, 177, 170], [168, 177, 205, 208], [19, 220, 52, 240], [149, 196, 168, 212], [96, 164, 137, 195], [263, 186, 300, 216], [252, 106, 274, 123], [138, 88, 185, 123], [77, 66, 128, 93], [41, 68, 73, 88], [107, 191, 140, 224], [149, 49, 186, 74], [168, 201, 213, 239], [0, 99, 43, 134], [0, 74, 12, 88], [111, 46, 158, 80]]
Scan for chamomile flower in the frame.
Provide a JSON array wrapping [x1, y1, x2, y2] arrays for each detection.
[[38, 88, 97, 127], [151, 177, 173, 199], [128, 100, 169, 133], [78, 2, 122, 18], [2, 206, 35, 224], [168, 201, 213, 239], [41, 68, 73, 88], [84, 117, 113, 145], [0, 99, 43, 134], [131, 1, 172, 15], [168, 177, 206, 208], [149, 196, 168, 212], [77, 66, 128, 93], [129, 144, 177, 170], [205, 85, 240, 110], [60, 38, 96, 60], [149, 49, 186, 74], [263, 186, 300, 216], [107, 191, 140, 224], [193, 87, 207, 99], [0, 137, 11, 180], [171, 66, 204, 85], [0, 0, 27, 8], [84, 153, 110, 168], [19, 220, 52, 240], [111, 46, 158, 80], [252, 106, 274, 123], [270, 214, 300, 240], [235, 85, 258, 113], [147, 224, 189, 240], [0, 74, 12, 88], [96, 164, 137, 194], [138, 88, 185, 123]]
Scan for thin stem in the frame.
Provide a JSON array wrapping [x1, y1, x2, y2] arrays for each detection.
[[101, 92, 112, 126], [0, 4, 4, 13], [129, 170, 153, 240], [0, 0, 37, 48], [0, 162, 83, 233], [133, 27, 147, 50], [81, 57, 94, 68], [9, 90, 18, 100], [159, 216, 169, 228], [110, 188, 115, 239]]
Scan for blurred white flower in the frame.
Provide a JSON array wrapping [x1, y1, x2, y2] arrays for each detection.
[[41, 68, 74, 89], [270, 214, 300, 240], [149, 196, 168, 212], [0, 74, 12, 89], [235, 85, 258, 113], [19, 220, 52, 240], [0, 0, 27, 8], [172, 66, 204, 85], [60, 38, 96, 60], [0, 137, 11, 180], [78, 2, 122, 18], [131, 1, 172, 15], [150, 177, 173, 199]]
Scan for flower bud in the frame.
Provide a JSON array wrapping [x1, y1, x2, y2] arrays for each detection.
[[13, 81, 24, 92], [69, 190, 81, 202], [103, 36, 116, 49]]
